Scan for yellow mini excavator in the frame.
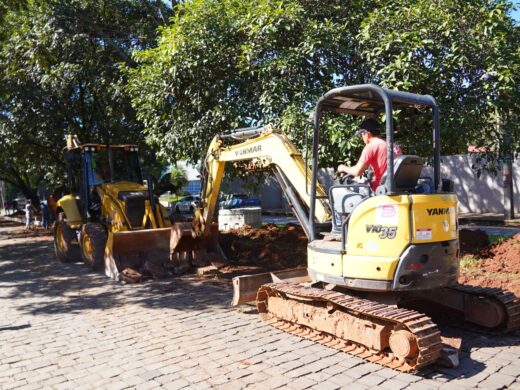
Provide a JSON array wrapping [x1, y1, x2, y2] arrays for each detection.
[[51, 136, 175, 282], [176, 84, 519, 371]]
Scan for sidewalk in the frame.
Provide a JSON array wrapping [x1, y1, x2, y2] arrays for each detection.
[[459, 213, 520, 228]]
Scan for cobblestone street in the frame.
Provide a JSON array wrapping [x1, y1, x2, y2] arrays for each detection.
[[1, 223, 520, 390]]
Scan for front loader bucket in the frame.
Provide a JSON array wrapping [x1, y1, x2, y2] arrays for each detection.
[[104, 222, 227, 283], [231, 268, 310, 306], [170, 222, 227, 273], [105, 228, 172, 282]]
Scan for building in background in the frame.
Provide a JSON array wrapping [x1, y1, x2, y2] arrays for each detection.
[[177, 161, 201, 195]]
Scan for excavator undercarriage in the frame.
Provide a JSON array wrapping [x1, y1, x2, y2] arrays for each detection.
[[234, 273, 520, 371]]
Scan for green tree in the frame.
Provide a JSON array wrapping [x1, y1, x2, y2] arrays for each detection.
[[126, 0, 519, 167], [358, 0, 519, 157], [0, 0, 173, 203], [125, 0, 374, 167]]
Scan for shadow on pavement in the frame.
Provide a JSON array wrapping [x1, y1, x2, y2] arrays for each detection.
[[1, 236, 520, 381], [0, 239, 231, 316], [0, 323, 31, 331]]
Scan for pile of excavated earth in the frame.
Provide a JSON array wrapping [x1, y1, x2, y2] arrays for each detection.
[[458, 229, 520, 296]]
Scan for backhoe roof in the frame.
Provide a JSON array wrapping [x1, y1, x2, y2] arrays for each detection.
[[317, 84, 437, 116]]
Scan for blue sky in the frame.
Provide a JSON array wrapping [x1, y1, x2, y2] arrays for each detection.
[[513, 2, 520, 22]]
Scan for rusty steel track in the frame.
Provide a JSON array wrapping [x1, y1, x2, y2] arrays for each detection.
[[449, 284, 520, 334], [257, 282, 442, 372]]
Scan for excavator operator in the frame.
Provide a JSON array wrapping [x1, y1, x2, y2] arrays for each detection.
[[337, 118, 400, 191]]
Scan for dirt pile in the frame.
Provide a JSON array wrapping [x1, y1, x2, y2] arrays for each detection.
[[219, 223, 307, 271], [459, 229, 490, 257], [459, 232, 520, 296], [218, 225, 520, 297]]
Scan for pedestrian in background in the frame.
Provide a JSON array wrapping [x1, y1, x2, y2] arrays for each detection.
[[40, 202, 50, 230], [2, 201, 7, 215], [25, 201, 34, 230]]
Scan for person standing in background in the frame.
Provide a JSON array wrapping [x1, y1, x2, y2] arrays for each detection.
[[25, 201, 34, 230], [40, 202, 50, 230]]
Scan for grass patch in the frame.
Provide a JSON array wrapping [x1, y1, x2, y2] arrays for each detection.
[[159, 194, 185, 203], [460, 256, 481, 270], [488, 234, 510, 246]]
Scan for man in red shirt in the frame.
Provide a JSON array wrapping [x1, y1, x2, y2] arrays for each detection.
[[337, 118, 391, 192]]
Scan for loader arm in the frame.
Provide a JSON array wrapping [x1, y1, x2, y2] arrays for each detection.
[[197, 127, 331, 239]]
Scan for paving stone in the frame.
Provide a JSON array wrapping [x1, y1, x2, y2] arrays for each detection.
[[477, 372, 516, 389], [379, 378, 410, 390], [0, 230, 520, 390], [264, 374, 292, 389], [328, 372, 357, 386], [357, 374, 385, 386], [161, 379, 190, 390], [286, 376, 318, 390]]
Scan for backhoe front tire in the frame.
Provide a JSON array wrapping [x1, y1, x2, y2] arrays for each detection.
[[80, 223, 107, 271], [54, 213, 80, 263]]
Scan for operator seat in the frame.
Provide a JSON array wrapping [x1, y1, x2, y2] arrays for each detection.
[[380, 155, 424, 192], [329, 182, 370, 235]]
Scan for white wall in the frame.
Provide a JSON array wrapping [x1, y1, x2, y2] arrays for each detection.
[[438, 155, 519, 215]]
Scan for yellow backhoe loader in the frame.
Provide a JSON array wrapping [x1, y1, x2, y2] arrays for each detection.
[[176, 84, 519, 371], [51, 136, 209, 282]]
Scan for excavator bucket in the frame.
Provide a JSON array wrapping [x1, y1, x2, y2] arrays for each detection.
[[170, 222, 226, 273], [104, 228, 172, 282], [231, 268, 310, 306]]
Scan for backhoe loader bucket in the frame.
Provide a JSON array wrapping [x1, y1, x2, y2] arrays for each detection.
[[105, 228, 172, 282], [103, 222, 226, 283], [231, 268, 310, 306]]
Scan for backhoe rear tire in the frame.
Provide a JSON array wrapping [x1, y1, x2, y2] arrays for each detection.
[[80, 223, 107, 271], [54, 212, 80, 263]]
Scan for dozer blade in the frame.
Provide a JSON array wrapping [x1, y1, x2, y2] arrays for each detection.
[[231, 268, 310, 306], [105, 228, 172, 282]]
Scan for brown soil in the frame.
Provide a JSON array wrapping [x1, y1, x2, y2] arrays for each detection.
[[215, 225, 520, 297], [0, 218, 53, 239], [459, 229, 491, 257], [216, 223, 307, 280], [459, 231, 520, 296]]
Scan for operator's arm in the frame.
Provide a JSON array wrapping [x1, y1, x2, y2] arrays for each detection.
[[338, 161, 368, 177]]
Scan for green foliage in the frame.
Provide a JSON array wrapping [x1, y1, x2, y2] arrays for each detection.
[[168, 165, 188, 192], [358, 0, 520, 157], [126, 0, 519, 168], [0, 0, 172, 199], [125, 0, 373, 165], [488, 234, 510, 246]]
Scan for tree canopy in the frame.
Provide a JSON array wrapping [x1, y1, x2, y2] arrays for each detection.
[[126, 0, 519, 167], [1, 0, 518, 201], [0, 0, 172, 202]]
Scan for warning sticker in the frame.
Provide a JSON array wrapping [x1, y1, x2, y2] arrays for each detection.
[[416, 228, 432, 240], [376, 205, 398, 225]]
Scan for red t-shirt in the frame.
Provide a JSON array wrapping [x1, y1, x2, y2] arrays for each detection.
[[359, 137, 388, 191]]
